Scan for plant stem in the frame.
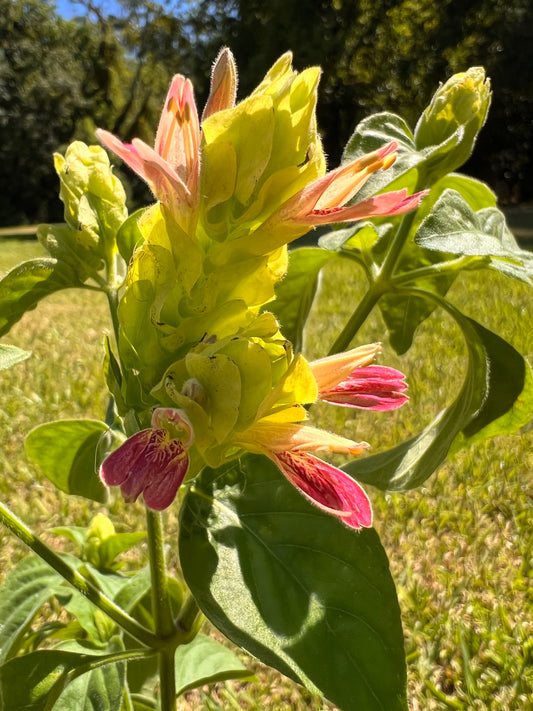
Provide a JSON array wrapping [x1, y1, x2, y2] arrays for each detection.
[[328, 287, 381, 355], [146, 509, 177, 710], [175, 594, 204, 644], [0, 499, 157, 649], [105, 287, 121, 347]]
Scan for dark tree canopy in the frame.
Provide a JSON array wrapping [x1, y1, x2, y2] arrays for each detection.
[[1, 0, 531, 224]]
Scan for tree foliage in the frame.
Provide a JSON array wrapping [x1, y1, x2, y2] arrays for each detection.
[[1, 0, 531, 225]]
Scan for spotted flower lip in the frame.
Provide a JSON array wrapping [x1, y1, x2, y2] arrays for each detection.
[[272, 450, 373, 529], [100, 408, 193, 511]]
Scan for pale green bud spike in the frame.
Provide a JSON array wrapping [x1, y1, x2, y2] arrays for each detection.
[[414, 67, 491, 152]]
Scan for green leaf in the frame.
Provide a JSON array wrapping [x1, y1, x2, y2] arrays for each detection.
[[25, 420, 109, 503], [0, 647, 125, 711], [179, 454, 407, 711], [175, 633, 254, 697], [0, 557, 61, 663], [416, 189, 533, 284], [343, 113, 421, 199], [63, 594, 116, 647], [345, 308, 533, 491], [267, 247, 338, 352], [0, 258, 81, 338], [0, 344, 31, 370], [98, 532, 147, 570]]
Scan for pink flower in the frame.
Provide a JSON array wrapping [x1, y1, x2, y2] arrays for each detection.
[[272, 450, 373, 529], [310, 343, 408, 411], [100, 408, 193, 511], [319, 365, 408, 410], [96, 75, 201, 229], [235, 420, 372, 530], [263, 142, 428, 230], [96, 49, 237, 231]]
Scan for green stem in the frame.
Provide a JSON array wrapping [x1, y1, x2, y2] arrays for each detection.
[[328, 287, 381, 355], [105, 287, 121, 347], [146, 509, 177, 710], [175, 594, 204, 644], [329, 208, 424, 354], [0, 499, 157, 649]]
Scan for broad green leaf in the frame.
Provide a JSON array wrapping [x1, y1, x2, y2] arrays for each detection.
[[0, 258, 81, 338], [375, 178, 499, 354], [0, 557, 61, 662], [0, 343, 31, 370], [25, 420, 109, 503], [0, 647, 125, 711], [345, 308, 533, 491], [267, 247, 338, 352], [416, 189, 533, 284], [174, 633, 254, 697], [179, 454, 407, 711]]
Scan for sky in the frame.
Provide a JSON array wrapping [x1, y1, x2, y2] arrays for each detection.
[[54, 0, 127, 19]]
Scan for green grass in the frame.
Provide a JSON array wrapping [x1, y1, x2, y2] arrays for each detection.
[[0, 239, 531, 710]]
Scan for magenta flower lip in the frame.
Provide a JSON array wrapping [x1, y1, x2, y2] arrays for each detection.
[[273, 451, 373, 530], [320, 365, 409, 411]]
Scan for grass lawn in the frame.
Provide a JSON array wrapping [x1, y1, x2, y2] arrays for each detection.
[[0, 238, 531, 710]]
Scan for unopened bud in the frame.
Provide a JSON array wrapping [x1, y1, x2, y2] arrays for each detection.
[[415, 67, 491, 151], [202, 47, 238, 121]]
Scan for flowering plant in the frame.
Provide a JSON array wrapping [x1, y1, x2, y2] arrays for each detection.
[[0, 51, 531, 710]]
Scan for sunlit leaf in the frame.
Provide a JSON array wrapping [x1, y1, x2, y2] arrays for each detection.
[[25, 420, 109, 502], [416, 189, 533, 284], [0, 344, 31, 370], [175, 633, 254, 696], [179, 454, 407, 711], [0, 258, 81, 338]]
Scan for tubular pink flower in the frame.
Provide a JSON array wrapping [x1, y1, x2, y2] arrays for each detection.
[[235, 420, 371, 529], [100, 408, 193, 511], [319, 365, 408, 411], [310, 343, 408, 411], [272, 451, 373, 529], [268, 142, 428, 228], [96, 75, 200, 226]]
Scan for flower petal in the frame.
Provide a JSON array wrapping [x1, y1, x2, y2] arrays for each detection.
[[154, 75, 200, 186], [273, 450, 373, 529], [99, 429, 153, 486], [310, 343, 382, 392], [306, 188, 429, 225], [236, 420, 368, 457], [100, 429, 189, 510], [320, 365, 409, 411]]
